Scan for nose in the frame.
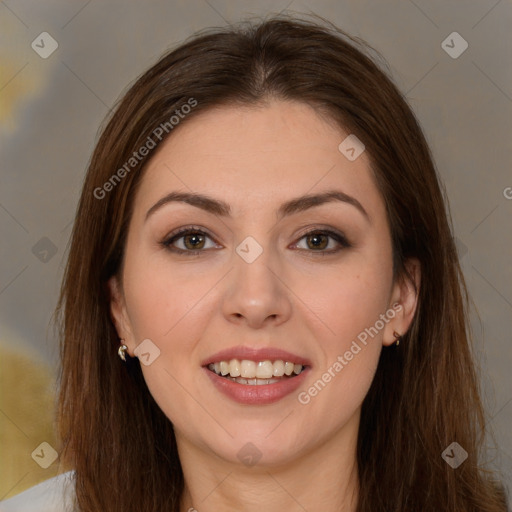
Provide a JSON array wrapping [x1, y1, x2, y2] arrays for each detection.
[[221, 245, 292, 329]]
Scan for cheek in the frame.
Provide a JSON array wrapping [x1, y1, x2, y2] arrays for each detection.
[[293, 251, 392, 419], [122, 252, 213, 341], [122, 258, 216, 429], [300, 251, 393, 351]]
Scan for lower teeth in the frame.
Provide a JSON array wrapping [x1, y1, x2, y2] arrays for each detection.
[[222, 374, 293, 385]]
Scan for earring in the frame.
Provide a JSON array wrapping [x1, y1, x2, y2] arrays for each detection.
[[393, 331, 402, 346], [118, 340, 128, 361]]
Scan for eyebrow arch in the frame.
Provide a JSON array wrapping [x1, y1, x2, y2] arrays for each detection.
[[145, 190, 370, 223]]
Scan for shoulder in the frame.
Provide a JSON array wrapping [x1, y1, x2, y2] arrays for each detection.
[[0, 471, 76, 512]]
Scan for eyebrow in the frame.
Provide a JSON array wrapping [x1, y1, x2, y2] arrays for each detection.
[[145, 189, 370, 223]]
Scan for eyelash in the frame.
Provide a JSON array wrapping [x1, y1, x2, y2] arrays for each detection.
[[160, 225, 352, 256]]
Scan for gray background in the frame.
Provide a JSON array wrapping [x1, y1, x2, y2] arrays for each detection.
[[1, 0, 511, 500]]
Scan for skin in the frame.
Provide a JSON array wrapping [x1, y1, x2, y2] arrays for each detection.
[[108, 100, 420, 512]]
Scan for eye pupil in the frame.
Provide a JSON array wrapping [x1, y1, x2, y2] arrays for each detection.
[[307, 233, 328, 250], [184, 233, 205, 250]]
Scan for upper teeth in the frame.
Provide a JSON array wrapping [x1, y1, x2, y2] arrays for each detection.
[[208, 359, 304, 379]]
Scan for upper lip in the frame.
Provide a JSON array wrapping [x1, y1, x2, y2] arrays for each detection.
[[201, 346, 312, 367]]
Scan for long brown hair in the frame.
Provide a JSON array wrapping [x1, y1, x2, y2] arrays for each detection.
[[55, 14, 508, 511]]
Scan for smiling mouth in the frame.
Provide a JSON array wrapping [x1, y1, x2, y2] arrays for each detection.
[[207, 359, 306, 385]]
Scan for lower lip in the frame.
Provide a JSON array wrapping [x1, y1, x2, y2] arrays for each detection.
[[203, 367, 310, 405]]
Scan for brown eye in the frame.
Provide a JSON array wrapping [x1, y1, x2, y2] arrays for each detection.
[[293, 229, 351, 254], [305, 233, 329, 250], [182, 233, 206, 250], [162, 227, 218, 254]]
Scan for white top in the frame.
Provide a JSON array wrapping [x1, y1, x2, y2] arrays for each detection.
[[0, 471, 76, 512]]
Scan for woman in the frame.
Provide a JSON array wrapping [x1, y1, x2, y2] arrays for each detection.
[[1, 14, 508, 512]]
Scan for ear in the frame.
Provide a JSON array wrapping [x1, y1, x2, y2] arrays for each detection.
[[107, 275, 135, 354], [382, 257, 421, 347]]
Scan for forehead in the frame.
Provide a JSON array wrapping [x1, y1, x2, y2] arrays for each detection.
[[134, 100, 385, 220]]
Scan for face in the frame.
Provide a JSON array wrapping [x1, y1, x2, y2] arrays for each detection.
[[108, 100, 419, 468]]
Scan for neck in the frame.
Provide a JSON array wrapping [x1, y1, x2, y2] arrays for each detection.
[[177, 414, 360, 512]]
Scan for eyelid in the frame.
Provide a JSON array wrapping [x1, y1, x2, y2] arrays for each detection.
[[164, 224, 216, 240], [293, 224, 349, 241]]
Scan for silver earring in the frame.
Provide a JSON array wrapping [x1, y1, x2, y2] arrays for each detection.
[[118, 341, 128, 361]]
